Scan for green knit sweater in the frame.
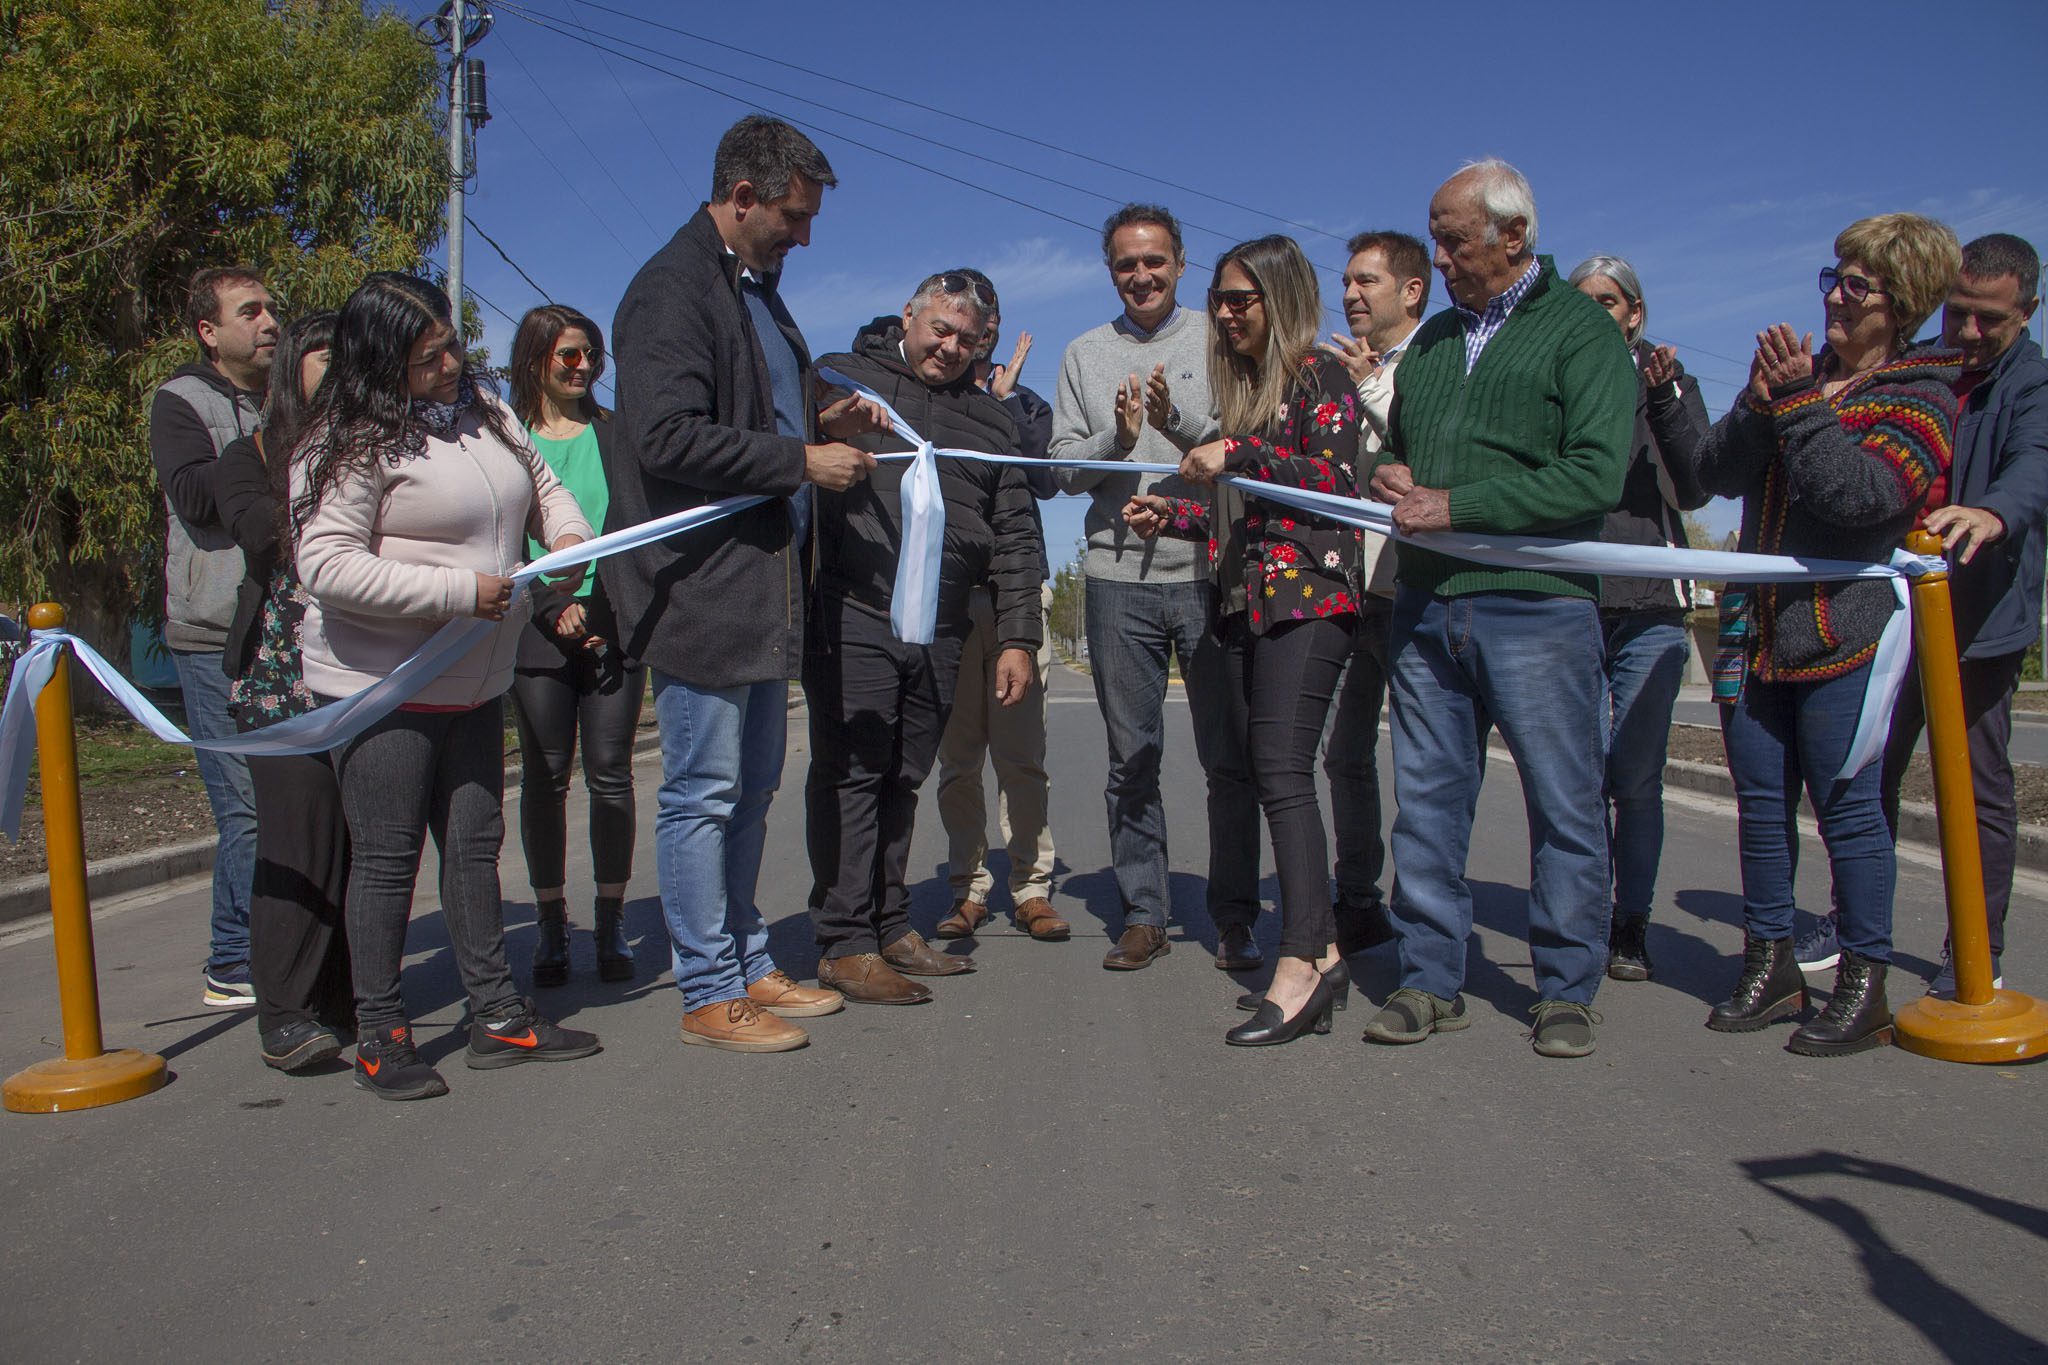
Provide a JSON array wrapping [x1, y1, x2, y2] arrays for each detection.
[[1381, 258, 1635, 599]]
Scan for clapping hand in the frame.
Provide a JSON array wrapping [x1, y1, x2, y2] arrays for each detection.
[[1143, 363, 1173, 431], [1317, 332, 1382, 385], [1748, 324, 1813, 403], [1113, 373, 1145, 452], [1643, 344, 1681, 390], [990, 332, 1032, 400]]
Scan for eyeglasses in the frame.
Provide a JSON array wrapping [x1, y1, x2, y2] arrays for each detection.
[[1819, 267, 1887, 304], [1208, 288, 1264, 315], [553, 344, 601, 369], [932, 271, 997, 310]]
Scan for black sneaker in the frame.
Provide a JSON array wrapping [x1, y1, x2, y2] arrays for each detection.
[[1607, 914, 1653, 982], [260, 1018, 348, 1073], [353, 1025, 449, 1101], [466, 998, 602, 1070]]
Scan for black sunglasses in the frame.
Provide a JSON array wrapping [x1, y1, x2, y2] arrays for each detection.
[[935, 271, 997, 309], [1819, 267, 1887, 304], [1208, 288, 1264, 315]]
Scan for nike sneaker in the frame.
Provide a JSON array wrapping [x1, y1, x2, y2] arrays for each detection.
[[353, 1025, 450, 1101], [465, 998, 601, 1070]]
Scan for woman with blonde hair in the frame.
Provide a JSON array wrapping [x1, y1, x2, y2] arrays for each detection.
[[1126, 234, 1364, 1046], [1689, 213, 1962, 1056]]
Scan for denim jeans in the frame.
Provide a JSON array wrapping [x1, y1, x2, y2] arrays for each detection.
[[650, 669, 785, 1010], [1084, 577, 1259, 930], [171, 648, 255, 972], [1722, 662, 1894, 961], [1602, 613, 1691, 920], [1386, 589, 1611, 1004]]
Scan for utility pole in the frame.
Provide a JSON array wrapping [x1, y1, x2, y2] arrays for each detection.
[[420, 2, 492, 313]]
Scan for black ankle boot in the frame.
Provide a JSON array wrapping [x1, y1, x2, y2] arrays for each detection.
[[532, 900, 569, 988], [1788, 950, 1892, 1056], [1706, 933, 1806, 1032], [594, 896, 634, 983]]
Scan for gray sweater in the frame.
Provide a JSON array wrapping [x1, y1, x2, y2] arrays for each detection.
[[1049, 307, 1216, 582]]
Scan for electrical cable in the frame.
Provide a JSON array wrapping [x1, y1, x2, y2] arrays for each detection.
[[466, 214, 554, 302], [494, 27, 664, 243], [562, 0, 694, 197], [492, 101, 640, 257]]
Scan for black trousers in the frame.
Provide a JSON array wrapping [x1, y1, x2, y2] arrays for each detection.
[[1239, 614, 1355, 959], [509, 644, 647, 891], [1880, 647, 2024, 955], [246, 749, 354, 1035], [804, 594, 966, 959], [1324, 599, 1393, 920]]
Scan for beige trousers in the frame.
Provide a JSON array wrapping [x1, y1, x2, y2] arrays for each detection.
[[934, 585, 1056, 904]]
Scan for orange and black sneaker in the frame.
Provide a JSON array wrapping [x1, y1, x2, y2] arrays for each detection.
[[353, 1025, 449, 1101], [465, 998, 601, 1070]]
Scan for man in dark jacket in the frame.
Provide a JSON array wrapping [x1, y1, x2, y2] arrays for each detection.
[[604, 115, 884, 1054], [1881, 232, 2048, 995], [805, 272, 1044, 1004], [150, 264, 275, 1009]]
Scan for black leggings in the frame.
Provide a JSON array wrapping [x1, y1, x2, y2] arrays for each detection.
[[246, 749, 353, 1035], [508, 645, 646, 891], [1242, 614, 1355, 958]]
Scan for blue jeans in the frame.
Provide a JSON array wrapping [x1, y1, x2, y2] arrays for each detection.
[[171, 648, 254, 973], [650, 671, 786, 1010], [1084, 578, 1259, 930], [1603, 614, 1690, 920], [1386, 589, 1610, 1003], [1721, 662, 1893, 961]]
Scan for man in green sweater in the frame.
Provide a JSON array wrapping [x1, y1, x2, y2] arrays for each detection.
[[1362, 161, 1635, 1059]]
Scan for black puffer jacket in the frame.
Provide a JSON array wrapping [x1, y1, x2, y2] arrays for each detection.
[[814, 322, 1042, 650], [1599, 343, 1712, 615]]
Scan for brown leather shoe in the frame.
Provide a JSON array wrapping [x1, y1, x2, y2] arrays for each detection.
[[1103, 924, 1170, 971], [818, 952, 933, 1005], [679, 998, 808, 1052], [934, 898, 990, 939], [747, 969, 844, 1018], [1014, 897, 1071, 942], [882, 929, 975, 976]]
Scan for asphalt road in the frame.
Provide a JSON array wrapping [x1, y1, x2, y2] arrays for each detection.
[[1671, 690, 2048, 767], [0, 663, 2042, 1360]]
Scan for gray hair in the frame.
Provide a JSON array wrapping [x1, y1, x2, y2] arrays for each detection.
[[1567, 254, 1646, 345], [1459, 158, 1539, 251], [906, 271, 994, 327]]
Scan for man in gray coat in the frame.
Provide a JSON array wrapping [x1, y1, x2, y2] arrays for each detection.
[[149, 265, 275, 1009]]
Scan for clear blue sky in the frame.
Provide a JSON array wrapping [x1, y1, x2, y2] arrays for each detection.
[[434, 0, 2048, 561]]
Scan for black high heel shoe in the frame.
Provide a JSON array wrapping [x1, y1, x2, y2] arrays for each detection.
[[1225, 966, 1338, 1046], [1236, 957, 1349, 1013]]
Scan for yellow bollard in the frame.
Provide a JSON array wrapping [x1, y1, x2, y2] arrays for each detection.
[[2, 604, 167, 1113], [1892, 534, 2048, 1062]]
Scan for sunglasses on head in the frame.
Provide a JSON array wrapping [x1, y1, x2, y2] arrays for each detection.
[[1208, 288, 1264, 315], [1818, 267, 1887, 304], [935, 271, 997, 308], [553, 343, 601, 369]]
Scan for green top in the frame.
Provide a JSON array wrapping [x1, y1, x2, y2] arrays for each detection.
[[1380, 258, 1635, 599], [526, 422, 606, 599]]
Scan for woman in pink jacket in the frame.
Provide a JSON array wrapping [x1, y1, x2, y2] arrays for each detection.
[[292, 273, 601, 1101]]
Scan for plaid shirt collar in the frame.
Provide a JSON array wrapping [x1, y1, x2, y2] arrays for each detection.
[[1455, 257, 1541, 373]]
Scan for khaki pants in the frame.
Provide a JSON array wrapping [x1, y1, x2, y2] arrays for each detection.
[[935, 585, 1056, 905]]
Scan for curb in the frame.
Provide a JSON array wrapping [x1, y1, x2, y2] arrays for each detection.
[[0, 727, 675, 927]]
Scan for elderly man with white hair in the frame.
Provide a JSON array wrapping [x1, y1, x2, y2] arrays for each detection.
[[1363, 160, 1636, 1058]]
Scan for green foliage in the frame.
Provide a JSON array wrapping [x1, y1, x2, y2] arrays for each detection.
[[0, 0, 448, 627]]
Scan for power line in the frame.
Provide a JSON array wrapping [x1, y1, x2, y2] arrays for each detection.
[[552, 0, 1350, 246], [494, 0, 1345, 284], [563, 0, 695, 198], [466, 214, 554, 302], [492, 101, 640, 258], [467, 284, 617, 403]]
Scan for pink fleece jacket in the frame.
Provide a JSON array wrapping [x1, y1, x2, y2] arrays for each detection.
[[295, 397, 594, 709]]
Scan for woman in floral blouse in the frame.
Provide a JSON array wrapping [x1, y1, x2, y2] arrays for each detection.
[[1125, 234, 1364, 1046], [215, 311, 357, 1072]]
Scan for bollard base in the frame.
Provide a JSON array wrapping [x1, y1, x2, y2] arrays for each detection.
[[1894, 989, 2048, 1064], [3, 1049, 167, 1113]]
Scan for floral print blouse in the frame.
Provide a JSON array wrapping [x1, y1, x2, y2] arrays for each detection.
[[1162, 351, 1364, 634], [227, 563, 316, 723]]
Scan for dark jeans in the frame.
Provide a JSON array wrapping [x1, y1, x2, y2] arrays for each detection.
[[805, 594, 966, 959], [171, 648, 254, 972], [1326, 599, 1392, 917], [1602, 612, 1691, 920], [1880, 647, 2023, 956], [1386, 589, 1611, 1004], [333, 698, 521, 1032], [1722, 662, 1894, 961], [246, 750, 353, 1035], [1084, 577, 1260, 930], [1245, 615, 1354, 958], [509, 644, 647, 891]]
